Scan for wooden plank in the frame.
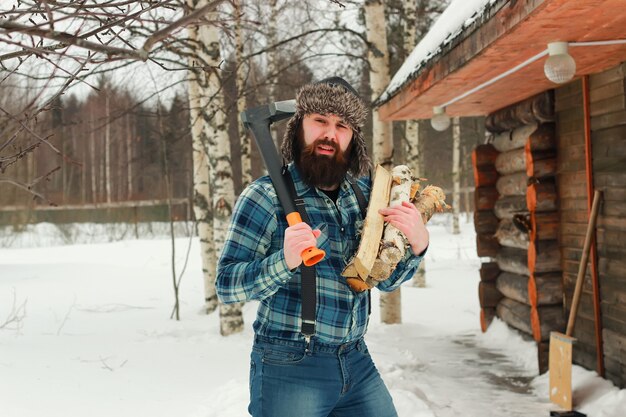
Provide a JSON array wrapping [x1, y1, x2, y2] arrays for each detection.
[[353, 165, 391, 279], [595, 172, 626, 188], [592, 124, 626, 156], [590, 94, 626, 118], [589, 62, 626, 89], [589, 79, 626, 103], [591, 110, 626, 131]]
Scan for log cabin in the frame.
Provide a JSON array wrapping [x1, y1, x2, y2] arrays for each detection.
[[376, 0, 626, 388]]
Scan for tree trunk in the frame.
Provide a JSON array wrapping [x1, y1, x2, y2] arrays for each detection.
[[401, 1, 425, 288], [186, 0, 218, 316], [365, 0, 393, 170], [199, 7, 244, 336], [90, 112, 97, 203], [365, 0, 399, 323], [235, 0, 252, 189], [452, 117, 461, 234]]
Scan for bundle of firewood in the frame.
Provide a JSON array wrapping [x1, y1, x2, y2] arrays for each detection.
[[342, 164, 449, 292]]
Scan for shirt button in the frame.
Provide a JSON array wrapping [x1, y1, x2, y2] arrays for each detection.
[[341, 227, 345, 232]]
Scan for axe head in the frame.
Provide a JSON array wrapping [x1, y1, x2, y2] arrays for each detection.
[[240, 99, 295, 128]]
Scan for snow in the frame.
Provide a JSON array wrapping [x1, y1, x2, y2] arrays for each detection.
[[1, 217, 625, 417], [379, 0, 498, 105]]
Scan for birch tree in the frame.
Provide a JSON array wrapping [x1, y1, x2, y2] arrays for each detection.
[[187, 2, 243, 335], [402, 0, 426, 288], [452, 116, 461, 234], [187, 0, 218, 315], [364, 0, 401, 324], [234, 0, 253, 189]]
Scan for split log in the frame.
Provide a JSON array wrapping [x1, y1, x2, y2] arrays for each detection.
[[474, 165, 499, 187], [472, 144, 499, 166], [474, 210, 499, 234], [494, 218, 529, 249], [480, 262, 500, 282], [343, 166, 448, 291], [530, 211, 559, 241], [496, 271, 530, 305], [475, 186, 499, 211], [377, 165, 413, 266], [496, 172, 528, 197], [528, 272, 563, 307], [496, 297, 564, 341], [476, 233, 500, 258], [480, 308, 496, 332], [528, 239, 561, 273], [494, 195, 528, 219], [485, 91, 554, 133], [495, 148, 526, 175], [345, 165, 391, 284], [526, 179, 558, 212], [479, 281, 503, 308], [496, 247, 529, 275]]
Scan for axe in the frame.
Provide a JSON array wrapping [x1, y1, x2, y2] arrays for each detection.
[[240, 100, 325, 266]]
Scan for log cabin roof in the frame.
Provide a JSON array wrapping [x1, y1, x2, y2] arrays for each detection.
[[377, 0, 626, 121]]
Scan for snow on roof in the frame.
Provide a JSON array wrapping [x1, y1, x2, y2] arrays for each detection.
[[378, 0, 499, 105]]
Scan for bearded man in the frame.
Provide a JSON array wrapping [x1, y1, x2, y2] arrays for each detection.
[[217, 77, 429, 417]]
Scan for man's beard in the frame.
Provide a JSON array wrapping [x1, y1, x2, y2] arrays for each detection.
[[295, 136, 351, 189]]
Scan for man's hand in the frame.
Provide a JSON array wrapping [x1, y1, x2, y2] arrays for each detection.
[[379, 201, 429, 255], [284, 223, 322, 270]]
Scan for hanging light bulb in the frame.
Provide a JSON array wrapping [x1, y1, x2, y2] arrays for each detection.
[[431, 106, 451, 131], [544, 42, 576, 84]]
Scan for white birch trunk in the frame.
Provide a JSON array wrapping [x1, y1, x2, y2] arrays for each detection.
[[235, 0, 252, 188], [402, 0, 426, 288], [365, 0, 393, 170], [365, 0, 400, 323], [189, 2, 243, 335], [267, 0, 280, 148], [452, 117, 461, 235], [187, 0, 218, 315]]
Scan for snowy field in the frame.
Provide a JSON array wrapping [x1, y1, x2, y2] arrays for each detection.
[[1, 217, 624, 417]]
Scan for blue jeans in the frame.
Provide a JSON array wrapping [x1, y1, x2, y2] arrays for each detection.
[[249, 335, 398, 417]]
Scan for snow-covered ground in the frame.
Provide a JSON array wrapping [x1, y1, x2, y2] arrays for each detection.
[[1, 218, 624, 417]]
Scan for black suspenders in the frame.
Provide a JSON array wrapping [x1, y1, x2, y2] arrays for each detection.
[[282, 169, 368, 341]]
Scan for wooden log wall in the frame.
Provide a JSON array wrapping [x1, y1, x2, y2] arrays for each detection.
[[475, 91, 563, 373], [556, 62, 626, 388]]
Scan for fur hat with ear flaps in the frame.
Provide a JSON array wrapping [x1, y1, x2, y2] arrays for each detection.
[[281, 77, 372, 177]]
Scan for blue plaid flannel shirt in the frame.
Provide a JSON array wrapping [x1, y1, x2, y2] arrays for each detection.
[[216, 163, 424, 344]]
